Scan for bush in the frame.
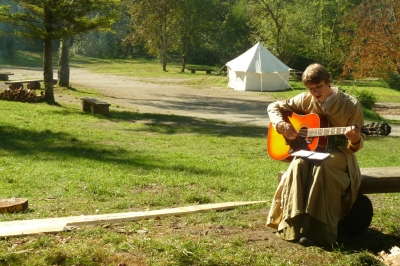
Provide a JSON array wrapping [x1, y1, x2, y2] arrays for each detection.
[[353, 89, 378, 109], [384, 72, 400, 91]]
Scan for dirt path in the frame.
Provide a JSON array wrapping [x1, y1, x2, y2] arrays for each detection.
[[1, 66, 399, 135], [1, 67, 275, 127]]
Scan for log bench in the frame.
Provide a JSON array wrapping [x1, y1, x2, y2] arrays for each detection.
[[277, 166, 400, 235], [0, 72, 14, 81], [5, 78, 58, 90], [186, 68, 214, 74], [81, 97, 111, 116]]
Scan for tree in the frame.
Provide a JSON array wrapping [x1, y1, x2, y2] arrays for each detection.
[[248, 0, 359, 71], [173, 0, 218, 72], [126, 0, 177, 71], [295, 0, 360, 71], [342, 0, 400, 80], [249, 0, 294, 63], [216, 0, 253, 64], [0, 0, 119, 103]]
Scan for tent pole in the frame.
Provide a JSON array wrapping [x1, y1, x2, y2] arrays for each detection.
[[276, 72, 294, 91]]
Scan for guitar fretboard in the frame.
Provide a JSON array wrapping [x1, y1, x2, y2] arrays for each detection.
[[298, 127, 347, 137]]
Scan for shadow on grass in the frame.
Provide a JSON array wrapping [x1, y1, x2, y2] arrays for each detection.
[[337, 229, 400, 254], [108, 110, 267, 138], [0, 123, 224, 177], [0, 106, 267, 178]]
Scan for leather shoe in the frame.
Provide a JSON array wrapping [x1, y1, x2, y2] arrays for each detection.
[[298, 237, 317, 247]]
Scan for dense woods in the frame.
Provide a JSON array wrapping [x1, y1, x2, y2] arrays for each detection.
[[1, 0, 400, 92]]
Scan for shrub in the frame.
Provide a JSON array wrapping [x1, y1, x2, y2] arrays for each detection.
[[353, 89, 378, 110], [384, 72, 400, 91]]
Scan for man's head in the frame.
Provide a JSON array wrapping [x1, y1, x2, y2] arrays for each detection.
[[302, 64, 333, 102], [302, 63, 332, 86]]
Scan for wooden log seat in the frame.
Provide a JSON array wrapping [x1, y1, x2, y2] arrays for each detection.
[[81, 97, 111, 116], [186, 68, 214, 74], [277, 166, 400, 235], [5, 78, 57, 90], [0, 72, 14, 81]]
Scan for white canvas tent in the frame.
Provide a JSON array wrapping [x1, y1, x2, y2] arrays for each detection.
[[226, 42, 291, 91]]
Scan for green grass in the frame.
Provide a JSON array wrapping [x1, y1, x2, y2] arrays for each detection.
[[0, 53, 399, 265]]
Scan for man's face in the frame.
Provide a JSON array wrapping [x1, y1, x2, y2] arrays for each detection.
[[305, 80, 333, 102]]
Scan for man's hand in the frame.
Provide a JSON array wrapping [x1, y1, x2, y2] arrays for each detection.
[[276, 122, 298, 140], [345, 124, 361, 144]]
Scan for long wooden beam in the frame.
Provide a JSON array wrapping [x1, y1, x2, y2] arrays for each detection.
[[0, 201, 266, 238], [278, 167, 400, 195], [359, 167, 400, 194]]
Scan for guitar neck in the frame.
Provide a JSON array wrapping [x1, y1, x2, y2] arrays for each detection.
[[307, 127, 347, 137]]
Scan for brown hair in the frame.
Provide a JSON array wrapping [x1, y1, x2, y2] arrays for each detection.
[[302, 63, 331, 85]]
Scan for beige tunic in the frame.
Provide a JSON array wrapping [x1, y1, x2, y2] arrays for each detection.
[[266, 88, 365, 240]]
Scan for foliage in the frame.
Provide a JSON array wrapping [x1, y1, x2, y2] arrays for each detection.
[[214, 0, 253, 65], [125, 0, 232, 70], [248, 0, 293, 63], [384, 72, 400, 91], [126, 0, 178, 71], [73, 2, 132, 59], [353, 89, 378, 110], [248, 0, 359, 71], [0, 0, 120, 102], [0, 0, 119, 43], [342, 0, 400, 79], [3, 0, 400, 89]]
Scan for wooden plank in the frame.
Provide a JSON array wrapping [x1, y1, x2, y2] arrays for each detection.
[[5, 79, 44, 84], [81, 97, 110, 106], [4, 78, 57, 84], [0, 201, 266, 237], [186, 68, 214, 74], [359, 167, 400, 194], [277, 167, 400, 194], [81, 97, 111, 115]]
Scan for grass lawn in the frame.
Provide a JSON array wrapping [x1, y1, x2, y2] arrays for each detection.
[[0, 52, 399, 265]]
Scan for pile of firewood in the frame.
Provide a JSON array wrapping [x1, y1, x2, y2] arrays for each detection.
[[0, 88, 44, 102]]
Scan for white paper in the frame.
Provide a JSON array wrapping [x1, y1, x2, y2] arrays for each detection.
[[290, 150, 330, 160], [290, 150, 315, 157], [307, 152, 330, 160]]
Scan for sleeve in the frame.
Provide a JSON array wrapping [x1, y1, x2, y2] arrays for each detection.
[[346, 100, 365, 152], [267, 92, 310, 128], [348, 133, 365, 152]]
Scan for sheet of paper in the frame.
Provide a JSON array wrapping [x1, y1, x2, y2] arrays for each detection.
[[307, 152, 330, 160], [290, 150, 315, 157]]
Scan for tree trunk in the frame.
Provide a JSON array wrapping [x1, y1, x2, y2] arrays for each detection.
[[43, 37, 55, 103], [58, 37, 70, 87], [162, 49, 167, 72], [181, 42, 187, 73]]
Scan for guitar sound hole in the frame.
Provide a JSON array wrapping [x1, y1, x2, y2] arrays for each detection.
[[297, 127, 308, 139]]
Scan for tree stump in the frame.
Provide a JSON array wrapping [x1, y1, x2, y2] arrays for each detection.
[[338, 195, 373, 235], [0, 198, 29, 214]]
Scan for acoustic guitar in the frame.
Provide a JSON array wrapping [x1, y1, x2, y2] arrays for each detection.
[[267, 112, 353, 161]]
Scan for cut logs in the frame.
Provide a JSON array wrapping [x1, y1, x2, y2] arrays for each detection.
[[0, 88, 44, 102]]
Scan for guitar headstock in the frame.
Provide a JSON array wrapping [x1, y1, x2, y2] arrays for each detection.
[[361, 122, 391, 136]]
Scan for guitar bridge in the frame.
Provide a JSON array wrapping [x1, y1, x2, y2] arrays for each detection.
[[287, 137, 314, 154]]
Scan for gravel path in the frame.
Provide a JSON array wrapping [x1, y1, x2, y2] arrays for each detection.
[[1, 66, 399, 136], [1, 67, 275, 127]]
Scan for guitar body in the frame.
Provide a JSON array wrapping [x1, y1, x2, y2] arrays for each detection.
[[267, 112, 329, 161]]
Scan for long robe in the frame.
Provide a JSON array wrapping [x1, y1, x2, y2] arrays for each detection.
[[266, 87, 365, 245]]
